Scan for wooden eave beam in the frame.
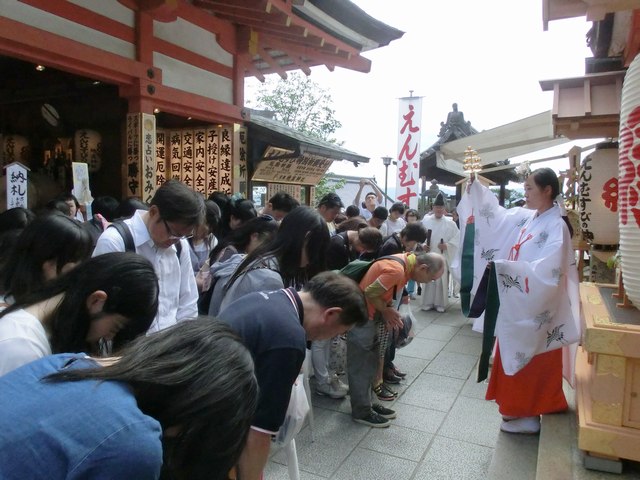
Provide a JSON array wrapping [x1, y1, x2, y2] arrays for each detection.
[[256, 47, 288, 79], [194, 1, 292, 27], [265, 35, 371, 73]]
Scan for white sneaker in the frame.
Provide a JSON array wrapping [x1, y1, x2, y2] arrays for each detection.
[[435, 306, 445, 313], [421, 305, 434, 311], [500, 416, 540, 434], [316, 376, 348, 399]]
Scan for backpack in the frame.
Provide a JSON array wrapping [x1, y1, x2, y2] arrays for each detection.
[[109, 221, 182, 258], [339, 255, 406, 284]]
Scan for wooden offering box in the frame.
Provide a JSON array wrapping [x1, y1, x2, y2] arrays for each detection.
[[576, 283, 640, 462]]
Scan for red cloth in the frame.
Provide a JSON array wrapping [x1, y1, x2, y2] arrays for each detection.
[[486, 343, 568, 417]]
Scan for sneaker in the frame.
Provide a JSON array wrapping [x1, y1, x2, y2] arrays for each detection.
[[500, 416, 540, 434], [421, 304, 434, 311], [393, 366, 407, 378], [435, 306, 445, 313], [330, 375, 349, 395], [390, 364, 407, 378], [372, 403, 397, 419], [316, 378, 348, 399], [383, 370, 402, 384], [373, 383, 395, 401], [353, 411, 390, 428]]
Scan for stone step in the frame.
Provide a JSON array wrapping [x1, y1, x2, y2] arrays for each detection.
[[487, 428, 539, 480]]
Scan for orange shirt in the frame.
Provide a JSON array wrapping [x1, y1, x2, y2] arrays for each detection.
[[359, 253, 412, 319]]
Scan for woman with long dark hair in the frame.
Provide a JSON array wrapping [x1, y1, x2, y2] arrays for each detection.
[[0, 319, 258, 480], [203, 215, 278, 316], [0, 252, 158, 376], [0, 212, 92, 303], [218, 206, 329, 313]]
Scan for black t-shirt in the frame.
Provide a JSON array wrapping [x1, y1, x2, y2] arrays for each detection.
[[218, 288, 306, 433], [326, 232, 357, 270], [378, 233, 403, 257]]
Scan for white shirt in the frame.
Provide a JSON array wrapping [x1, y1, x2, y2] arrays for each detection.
[[92, 210, 198, 333], [0, 309, 51, 377], [380, 217, 406, 237]]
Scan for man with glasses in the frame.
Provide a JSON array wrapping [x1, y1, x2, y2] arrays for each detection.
[[93, 180, 205, 332]]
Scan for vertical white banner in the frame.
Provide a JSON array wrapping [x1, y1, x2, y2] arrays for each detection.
[[6, 162, 28, 209], [141, 114, 156, 204], [395, 97, 422, 209]]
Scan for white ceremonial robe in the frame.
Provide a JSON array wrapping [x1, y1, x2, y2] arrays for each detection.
[[455, 182, 580, 376], [420, 214, 459, 309]]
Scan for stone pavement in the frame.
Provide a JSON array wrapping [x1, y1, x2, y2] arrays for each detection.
[[264, 299, 640, 480]]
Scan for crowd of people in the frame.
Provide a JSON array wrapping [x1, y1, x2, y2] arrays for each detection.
[[0, 168, 580, 477]]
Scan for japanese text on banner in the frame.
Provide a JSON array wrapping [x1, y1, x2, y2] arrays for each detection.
[[395, 97, 422, 209]]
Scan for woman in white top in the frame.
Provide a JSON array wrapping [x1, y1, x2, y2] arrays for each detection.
[[0, 252, 158, 376], [380, 202, 407, 237]]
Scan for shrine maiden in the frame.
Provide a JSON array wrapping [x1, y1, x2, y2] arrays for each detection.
[[456, 168, 580, 434]]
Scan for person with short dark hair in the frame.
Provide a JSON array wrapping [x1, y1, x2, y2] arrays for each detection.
[[0, 319, 258, 480], [379, 223, 428, 257], [219, 270, 367, 480], [336, 216, 367, 234], [46, 199, 71, 217], [368, 206, 388, 229], [405, 208, 420, 223], [317, 192, 344, 235], [326, 227, 383, 270], [259, 192, 300, 221], [81, 196, 120, 249], [56, 192, 84, 221], [217, 197, 257, 240], [380, 202, 406, 237], [353, 178, 384, 220], [93, 180, 205, 332], [0, 213, 92, 305], [188, 198, 222, 275], [345, 204, 360, 218], [0, 252, 158, 376], [375, 222, 428, 388], [114, 196, 148, 220]]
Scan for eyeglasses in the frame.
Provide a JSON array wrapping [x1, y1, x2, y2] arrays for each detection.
[[162, 219, 194, 240]]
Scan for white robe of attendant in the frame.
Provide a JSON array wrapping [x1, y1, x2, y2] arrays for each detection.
[[454, 181, 580, 376], [420, 214, 459, 309]]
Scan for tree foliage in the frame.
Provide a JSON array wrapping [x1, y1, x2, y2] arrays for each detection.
[[247, 72, 342, 143], [313, 176, 346, 206]]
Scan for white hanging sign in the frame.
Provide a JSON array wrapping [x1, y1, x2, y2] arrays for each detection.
[[6, 162, 29, 209]]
